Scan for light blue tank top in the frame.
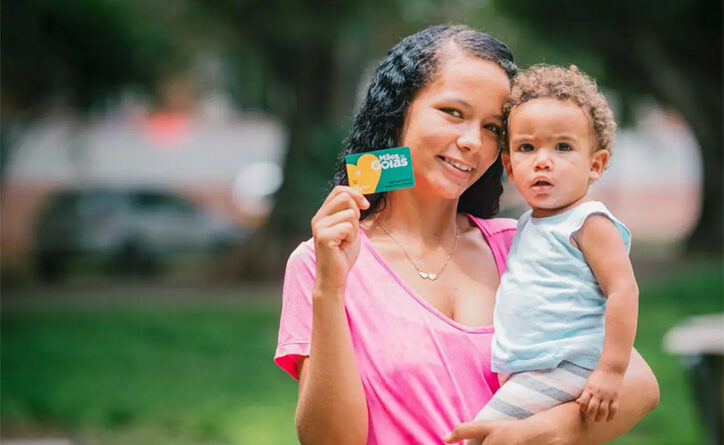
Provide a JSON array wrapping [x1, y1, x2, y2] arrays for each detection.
[[491, 201, 631, 373]]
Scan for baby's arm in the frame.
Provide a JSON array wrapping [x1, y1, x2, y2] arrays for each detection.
[[575, 214, 639, 422]]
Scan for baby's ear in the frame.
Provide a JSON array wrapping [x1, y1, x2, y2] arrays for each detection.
[[501, 151, 514, 179], [589, 149, 610, 181]]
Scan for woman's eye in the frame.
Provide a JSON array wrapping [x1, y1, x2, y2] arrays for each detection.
[[441, 108, 462, 118], [556, 142, 572, 151], [518, 143, 534, 152], [484, 123, 501, 135]]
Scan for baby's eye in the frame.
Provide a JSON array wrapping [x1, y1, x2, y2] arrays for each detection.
[[556, 142, 572, 151], [483, 123, 501, 135], [441, 108, 463, 118], [518, 143, 534, 152]]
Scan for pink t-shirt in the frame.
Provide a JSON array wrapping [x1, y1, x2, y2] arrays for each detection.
[[274, 215, 516, 444]]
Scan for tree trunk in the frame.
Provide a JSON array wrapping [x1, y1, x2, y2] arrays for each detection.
[[684, 108, 723, 253], [228, 37, 368, 280], [635, 34, 723, 253]]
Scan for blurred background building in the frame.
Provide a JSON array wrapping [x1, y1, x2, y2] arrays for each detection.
[[2, 92, 287, 279]]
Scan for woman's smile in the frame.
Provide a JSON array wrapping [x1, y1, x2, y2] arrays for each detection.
[[437, 155, 475, 175]]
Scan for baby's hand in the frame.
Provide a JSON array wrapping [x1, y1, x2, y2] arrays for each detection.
[[576, 368, 624, 422]]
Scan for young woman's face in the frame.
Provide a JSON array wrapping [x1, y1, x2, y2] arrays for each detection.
[[398, 47, 510, 200]]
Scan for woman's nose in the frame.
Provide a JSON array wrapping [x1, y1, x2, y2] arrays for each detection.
[[457, 124, 483, 152]]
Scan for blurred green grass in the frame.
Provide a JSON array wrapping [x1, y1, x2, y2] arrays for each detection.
[[1, 298, 299, 444], [2, 260, 722, 444]]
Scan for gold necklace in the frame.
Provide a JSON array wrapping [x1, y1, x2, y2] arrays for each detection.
[[376, 218, 460, 281]]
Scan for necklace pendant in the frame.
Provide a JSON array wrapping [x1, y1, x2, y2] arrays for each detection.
[[419, 271, 438, 280]]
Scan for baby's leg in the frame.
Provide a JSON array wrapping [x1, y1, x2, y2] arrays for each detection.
[[465, 361, 591, 445]]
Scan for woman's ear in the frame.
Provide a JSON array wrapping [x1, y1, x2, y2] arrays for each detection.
[[589, 149, 610, 181], [501, 152, 514, 180]]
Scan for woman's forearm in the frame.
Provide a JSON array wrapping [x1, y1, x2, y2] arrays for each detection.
[[529, 349, 659, 445], [295, 288, 368, 445]]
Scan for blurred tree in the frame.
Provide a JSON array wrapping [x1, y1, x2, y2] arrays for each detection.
[[0, 0, 194, 188], [493, 0, 723, 253], [201, 0, 419, 276], [1, 0, 490, 277], [11, 0, 715, 278], [203, 0, 502, 277], [177, 2, 520, 276]]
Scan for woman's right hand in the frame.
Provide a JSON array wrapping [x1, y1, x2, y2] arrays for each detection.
[[311, 186, 370, 294]]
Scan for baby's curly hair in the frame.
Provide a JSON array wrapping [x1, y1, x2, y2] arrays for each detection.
[[503, 64, 616, 153]]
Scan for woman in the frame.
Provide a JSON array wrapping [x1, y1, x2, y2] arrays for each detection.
[[274, 25, 659, 444]]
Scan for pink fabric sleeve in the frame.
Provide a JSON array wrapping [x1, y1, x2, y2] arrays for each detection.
[[274, 240, 316, 380], [490, 218, 517, 274], [469, 216, 517, 274]]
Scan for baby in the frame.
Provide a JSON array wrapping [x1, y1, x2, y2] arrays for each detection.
[[472, 65, 639, 433]]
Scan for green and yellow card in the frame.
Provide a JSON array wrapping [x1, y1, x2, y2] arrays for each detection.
[[345, 146, 415, 194]]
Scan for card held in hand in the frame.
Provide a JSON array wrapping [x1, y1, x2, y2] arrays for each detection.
[[345, 146, 415, 195]]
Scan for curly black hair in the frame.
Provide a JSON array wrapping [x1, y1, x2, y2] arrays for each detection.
[[332, 24, 518, 220]]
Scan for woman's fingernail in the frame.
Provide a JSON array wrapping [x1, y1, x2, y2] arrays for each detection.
[[443, 432, 452, 441]]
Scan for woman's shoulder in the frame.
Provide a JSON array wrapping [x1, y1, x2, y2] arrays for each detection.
[[286, 238, 316, 268], [467, 215, 518, 235], [465, 215, 518, 271]]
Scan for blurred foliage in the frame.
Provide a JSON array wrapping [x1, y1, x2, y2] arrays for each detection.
[[0, 0, 199, 184], [491, 0, 723, 253], [3, 0, 166, 114], [2, 0, 721, 275], [2, 261, 722, 443], [193, 1, 504, 276]]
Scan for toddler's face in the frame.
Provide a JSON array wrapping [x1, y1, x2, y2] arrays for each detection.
[[503, 98, 609, 218]]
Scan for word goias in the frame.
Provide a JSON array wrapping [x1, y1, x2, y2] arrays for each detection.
[[345, 146, 415, 195]]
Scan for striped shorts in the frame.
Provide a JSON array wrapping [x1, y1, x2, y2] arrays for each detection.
[[470, 361, 592, 438]]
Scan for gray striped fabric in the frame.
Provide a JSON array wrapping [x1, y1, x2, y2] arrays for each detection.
[[471, 361, 593, 425], [559, 360, 593, 378], [486, 397, 534, 419], [511, 373, 577, 402]]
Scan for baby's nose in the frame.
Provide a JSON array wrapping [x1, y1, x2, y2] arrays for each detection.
[[533, 151, 552, 169]]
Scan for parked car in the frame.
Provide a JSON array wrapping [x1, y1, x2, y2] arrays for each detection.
[[34, 188, 248, 281]]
